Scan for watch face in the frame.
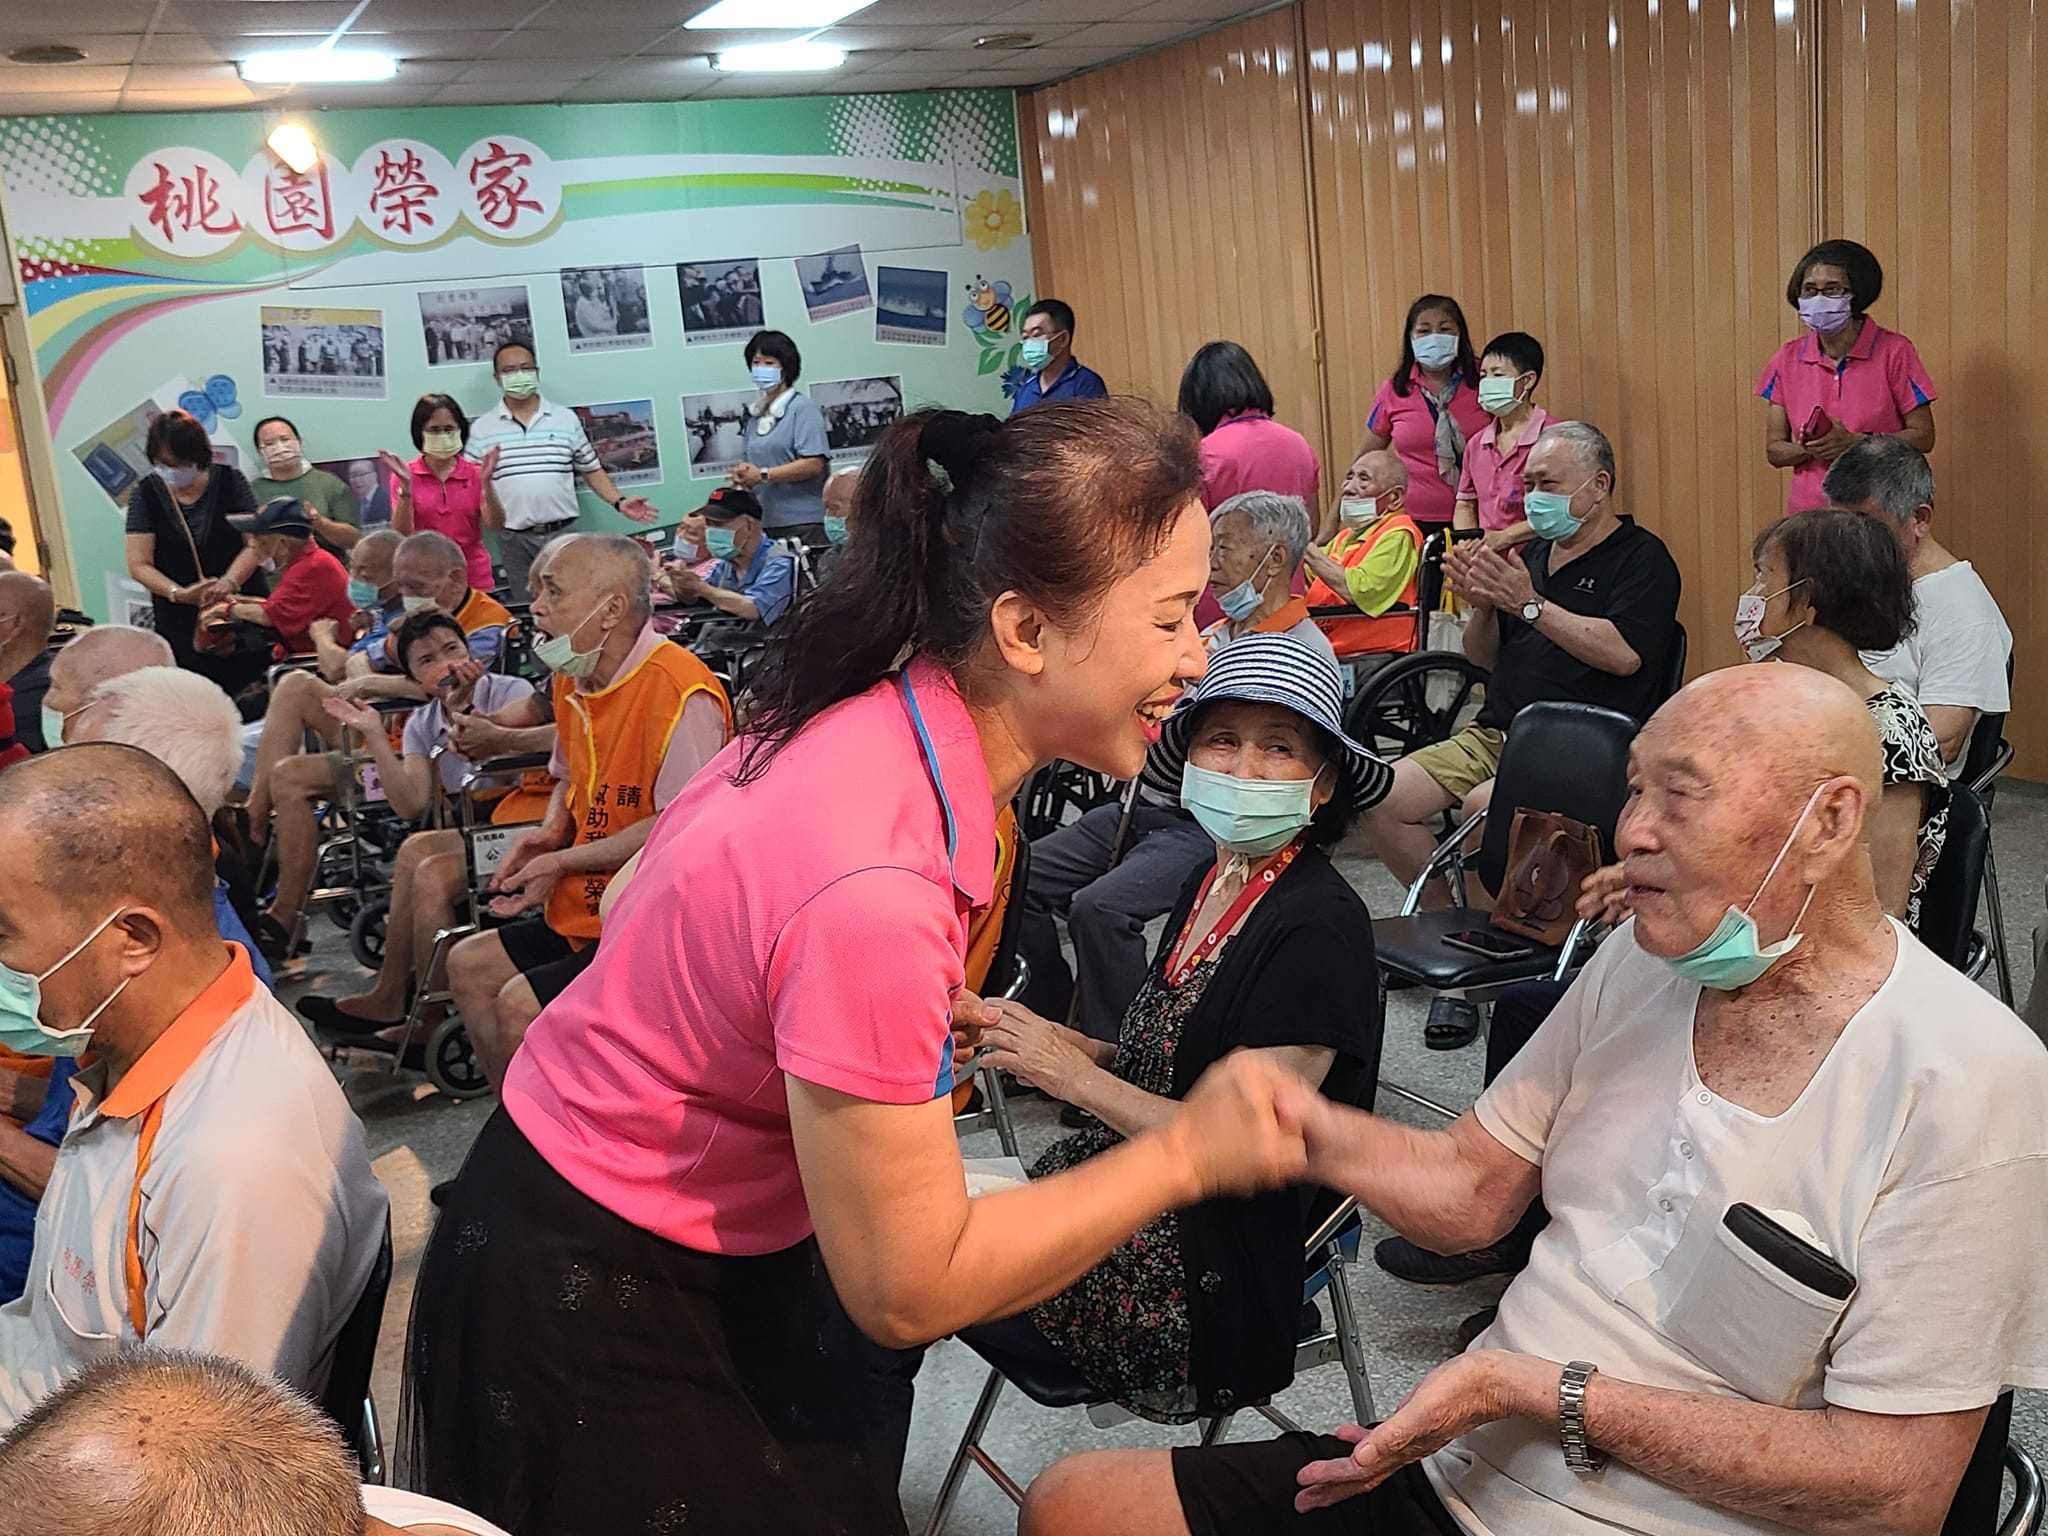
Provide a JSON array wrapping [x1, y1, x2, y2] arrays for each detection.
[[1522, 599, 1542, 621]]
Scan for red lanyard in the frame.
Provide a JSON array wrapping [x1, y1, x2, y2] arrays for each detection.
[[1165, 839, 1303, 987]]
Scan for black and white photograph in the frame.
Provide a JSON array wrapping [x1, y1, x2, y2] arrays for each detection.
[[560, 265, 652, 354], [680, 388, 759, 476], [875, 265, 948, 346], [572, 398, 661, 488], [418, 285, 534, 367], [811, 375, 903, 460], [796, 244, 873, 324], [259, 306, 386, 399], [677, 259, 764, 347]]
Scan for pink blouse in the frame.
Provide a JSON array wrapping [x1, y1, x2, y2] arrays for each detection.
[[402, 456, 494, 590]]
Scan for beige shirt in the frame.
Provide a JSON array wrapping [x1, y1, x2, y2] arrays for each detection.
[[0, 948, 388, 1429], [364, 1486, 513, 1534], [1427, 917, 2048, 1536]]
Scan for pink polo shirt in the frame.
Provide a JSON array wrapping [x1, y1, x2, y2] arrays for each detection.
[[1756, 319, 1937, 512], [501, 655, 995, 1256], [1198, 410, 1321, 512], [1456, 404, 1550, 534], [1364, 367, 1492, 526], [400, 456, 494, 590]]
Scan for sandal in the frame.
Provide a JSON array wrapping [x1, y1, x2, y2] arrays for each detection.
[[253, 912, 307, 964], [296, 994, 404, 1037], [1424, 995, 1481, 1051]]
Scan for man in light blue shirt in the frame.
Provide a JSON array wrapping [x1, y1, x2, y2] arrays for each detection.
[[658, 488, 797, 627]]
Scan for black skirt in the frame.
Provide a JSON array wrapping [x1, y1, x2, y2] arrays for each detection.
[[402, 1109, 919, 1536]]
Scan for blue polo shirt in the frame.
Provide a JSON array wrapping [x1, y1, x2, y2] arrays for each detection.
[[709, 538, 798, 628], [348, 597, 406, 672], [1009, 358, 1108, 416], [0, 1060, 75, 1304]]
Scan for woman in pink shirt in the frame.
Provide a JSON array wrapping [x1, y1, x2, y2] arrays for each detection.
[[380, 393, 500, 591], [403, 399, 1312, 1535], [1352, 293, 1490, 536], [1757, 239, 1938, 513]]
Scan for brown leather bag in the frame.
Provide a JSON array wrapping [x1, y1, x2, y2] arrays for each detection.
[[1490, 809, 1602, 948]]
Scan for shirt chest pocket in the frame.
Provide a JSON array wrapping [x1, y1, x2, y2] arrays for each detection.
[[44, 1245, 123, 1355], [1657, 1218, 1851, 1408]]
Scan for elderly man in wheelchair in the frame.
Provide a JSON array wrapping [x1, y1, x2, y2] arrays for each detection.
[[1023, 663, 2048, 1536]]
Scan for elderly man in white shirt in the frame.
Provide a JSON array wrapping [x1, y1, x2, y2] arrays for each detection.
[[1023, 662, 2048, 1536]]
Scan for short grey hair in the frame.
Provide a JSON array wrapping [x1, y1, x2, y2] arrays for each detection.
[[1821, 435, 1935, 522], [567, 532, 654, 627], [79, 666, 245, 815], [397, 529, 466, 574], [1211, 490, 1312, 568], [354, 526, 402, 561], [1539, 421, 1616, 485]]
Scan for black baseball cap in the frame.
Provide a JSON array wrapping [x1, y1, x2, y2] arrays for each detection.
[[229, 497, 316, 538], [699, 487, 762, 523]]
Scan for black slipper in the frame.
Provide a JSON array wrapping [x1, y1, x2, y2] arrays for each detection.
[[1423, 995, 1481, 1050], [297, 994, 404, 1037]]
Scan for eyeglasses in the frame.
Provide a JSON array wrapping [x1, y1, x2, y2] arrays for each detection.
[[1798, 282, 1852, 299]]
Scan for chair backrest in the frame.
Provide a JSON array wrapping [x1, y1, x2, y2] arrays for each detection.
[[1960, 710, 2009, 792], [985, 831, 1033, 998], [320, 1220, 393, 1478], [1658, 621, 1688, 707], [1413, 530, 1451, 625], [1911, 782, 1989, 973], [1941, 1390, 2013, 1536], [1473, 702, 1639, 895]]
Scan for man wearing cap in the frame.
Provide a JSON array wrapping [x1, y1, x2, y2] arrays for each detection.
[[0, 746, 387, 1429], [654, 487, 799, 627], [202, 498, 354, 659]]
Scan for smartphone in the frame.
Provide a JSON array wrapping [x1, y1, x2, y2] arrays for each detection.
[[1442, 928, 1538, 961], [1722, 1203, 1856, 1299], [1449, 526, 1485, 544], [1800, 405, 1831, 443]]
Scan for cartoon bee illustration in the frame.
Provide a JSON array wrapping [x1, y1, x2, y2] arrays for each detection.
[[961, 276, 1013, 335]]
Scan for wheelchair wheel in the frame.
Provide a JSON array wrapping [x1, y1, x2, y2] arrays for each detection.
[[425, 1018, 491, 1100], [349, 898, 388, 971], [1343, 651, 1489, 760], [1017, 760, 1121, 841]]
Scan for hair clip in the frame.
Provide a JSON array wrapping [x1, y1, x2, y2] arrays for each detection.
[[925, 458, 954, 495]]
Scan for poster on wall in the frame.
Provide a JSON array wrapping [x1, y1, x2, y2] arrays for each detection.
[[418, 285, 534, 367], [573, 399, 661, 487], [677, 260, 763, 348], [875, 266, 948, 346], [796, 245, 873, 324], [104, 573, 155, 630], [315, 456, 394, 526], [71, 398, 162, 504], [560, 266, 652, 355], [680, 389, 756, 477], [259, 306, 386, 399], [813, 375, 903, 461]]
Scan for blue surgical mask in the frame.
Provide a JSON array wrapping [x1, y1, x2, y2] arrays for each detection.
[[1524, 474, 1596, 542], [1180, 763, 1314, 856], [751, 364, 783, 390], [823, 515, 849, 546], [1020, 337, 1053, 370], [533, 602, 609, 680], [1410, 332, 1459, 371], [705, 525, 739, 560], [347, 578, 381, 609], [153, 464, 200, 490], [0, 908, 132, 1058], [1664, 784, 1825, 991], [1215, 542, 1279, 623]]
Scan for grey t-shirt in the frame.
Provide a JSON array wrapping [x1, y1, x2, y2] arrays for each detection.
[[743, 391, 831, 530], [401, 671, 536, 794]]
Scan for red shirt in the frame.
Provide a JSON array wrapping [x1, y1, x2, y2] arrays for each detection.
[[1364, 367, 1492, 526], [260, 542, 354, 655]]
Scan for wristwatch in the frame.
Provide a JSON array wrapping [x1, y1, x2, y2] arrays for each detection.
[[1521, 596, 1545, 623], [1558, 1360, 1604, 1473]]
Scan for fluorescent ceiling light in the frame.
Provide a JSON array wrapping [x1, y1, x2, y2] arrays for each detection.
[[686, 0, 874, 29], [714, 40, 845, 70], [240, 48, 397, 84], [266, 122, 320, 173]]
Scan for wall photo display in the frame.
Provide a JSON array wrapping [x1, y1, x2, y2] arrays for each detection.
[[419, 285, 534, 367]]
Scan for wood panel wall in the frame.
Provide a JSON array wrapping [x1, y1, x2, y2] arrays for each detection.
[[1023, 0, 2044, 773]]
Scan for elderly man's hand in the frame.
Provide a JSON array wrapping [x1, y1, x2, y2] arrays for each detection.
[[447, 709, 521, 763], [486, 848, 565, 917], [1295, 1351, 1540, 1510], [1454, 548, 1536, 613], [1577, 861, 1631, 926], [660, 564, 710, 601], [977, 999, 1100, 1102]]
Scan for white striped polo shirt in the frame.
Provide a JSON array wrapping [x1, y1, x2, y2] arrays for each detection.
[[467, 396, 601, 532]]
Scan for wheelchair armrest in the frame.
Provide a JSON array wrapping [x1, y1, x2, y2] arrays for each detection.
[[1304, 1196, 1359, 1259], [467, 751, 551, 780], [1400, 807, 1489, 916]]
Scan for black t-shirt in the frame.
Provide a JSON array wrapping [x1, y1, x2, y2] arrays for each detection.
[[1476, 515, 1681, 729]]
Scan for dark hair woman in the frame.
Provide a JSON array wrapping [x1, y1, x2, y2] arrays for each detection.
[[1745, 509, 1947, 924], [729, 327, 831, 547], [1347, 293, 1489, 534], [1175, 343, 1322, 594], [122, 409, 268, 693], [1757, 238, 1937, 513], [379, 393, 496, 591], [403, 398, 1313, 1536]]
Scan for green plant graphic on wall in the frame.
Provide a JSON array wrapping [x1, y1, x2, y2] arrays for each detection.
[[973, 288, 1033, 398]]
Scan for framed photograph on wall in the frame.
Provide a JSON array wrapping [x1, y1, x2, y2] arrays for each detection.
[[418, 285, 534, 367], [875, 266, 948, 346], [677, 259, 764, 348], [680, 388, 758, 477], [314, 456, 395, 527], [573, 398, 661, 487], [811, 375, 903, 462], [796, 245, 873, 324], [561, 266, 653, 354], [70, 398, 164, 506], [260, 305, 387, 398]]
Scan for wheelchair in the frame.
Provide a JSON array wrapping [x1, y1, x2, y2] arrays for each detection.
[[292, 696, 420, 946]]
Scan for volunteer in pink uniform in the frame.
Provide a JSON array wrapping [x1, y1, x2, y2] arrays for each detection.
[[380, 394, 498, 593], [1757, 238, 1938, 513], [1350, 294, 1489, 539], [403, 399, 1313, 1536]]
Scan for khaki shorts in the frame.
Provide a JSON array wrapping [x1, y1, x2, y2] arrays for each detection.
[[1406, 723, 1507, 802]]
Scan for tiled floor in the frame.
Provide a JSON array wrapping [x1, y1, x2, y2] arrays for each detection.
[[289, 782, 2048, 1529]]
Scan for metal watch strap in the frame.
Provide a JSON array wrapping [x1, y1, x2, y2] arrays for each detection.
[[1558, 1360, 1604, 1473]]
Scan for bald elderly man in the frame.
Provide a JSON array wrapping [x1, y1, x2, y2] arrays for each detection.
[[0, 1350, 508, 1535], [0, 747, 386, 1430], [1028, 665, 2048, 1536], [1302, 448, 1423, 660], [39, 626, 174, 751], [447, 533, 731, 1092], [0, 573, 56, 756]]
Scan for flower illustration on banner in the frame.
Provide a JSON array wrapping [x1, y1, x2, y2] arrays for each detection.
[[963, 187, 1023, 252], [971, 289, 1033, 383], [1000, 365, 1034, 400]]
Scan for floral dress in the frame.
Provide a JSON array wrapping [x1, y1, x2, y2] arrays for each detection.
[[1026, 962, 1213, 1423], [1866, 682, 1950, 928]]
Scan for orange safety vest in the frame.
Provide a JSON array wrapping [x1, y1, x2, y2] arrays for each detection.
[[544, 642, 733, 943], [1308, 512, 1423, 658], [951, 804, 1020, 1114]]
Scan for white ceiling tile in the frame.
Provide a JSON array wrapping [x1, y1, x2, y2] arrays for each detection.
[[987, 0, 1142, 22], [0, 64, 133, 92], [321, 0, 528, 28], [160, 2, 368, 34], [0, 2, 161, 32], [1124, 0, 1259, 17], [122, 60, 249, 87], [0, 92, 118, 112], [1061, 18, 1203, 48], [0, 34, 144, 64], [815, 23, 983, 48], [453, 57, 603, 80], [488, 24, 678, 58], [347, 30, 512, 60], [855, 0, 1019, 23], [928, 21, 1083, 47]]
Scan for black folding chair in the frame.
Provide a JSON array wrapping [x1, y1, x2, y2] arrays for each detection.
[[1943, 1391, 2043, 1536], [319, 1219, 393, 1483], [1913, 782, 1989, 975], [1957, 688, 2013, 1002]]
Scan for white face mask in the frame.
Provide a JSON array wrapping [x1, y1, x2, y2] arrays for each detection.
[[1734, 579, 1806, 663], [259, 440, 302, 469]]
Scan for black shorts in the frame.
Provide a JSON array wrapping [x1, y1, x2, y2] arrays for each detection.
[[1172, 1434, 1464, 1536], [495, 915, 597, 1007]]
